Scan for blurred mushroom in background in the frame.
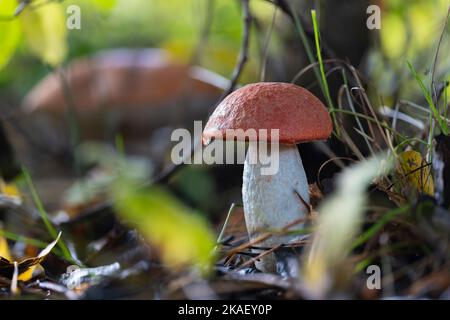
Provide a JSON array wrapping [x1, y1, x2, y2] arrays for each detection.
[[6, 48, 232, 209], [20, 48, 227, 161]]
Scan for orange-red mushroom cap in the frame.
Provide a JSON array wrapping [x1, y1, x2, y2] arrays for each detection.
[[202, 82, 333, 145]]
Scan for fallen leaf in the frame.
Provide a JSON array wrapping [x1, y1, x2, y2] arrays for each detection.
[[0, 231, 12, 261], [0, 177, 22, 204], [0, 232, 61, 281], [398, 150, 434, 196]]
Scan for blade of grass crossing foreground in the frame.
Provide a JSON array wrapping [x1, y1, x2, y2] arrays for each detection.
[[444, 78, 448, 119], [311, 10, 333, 109], [351, 205, 409, 250], [287, 5, 338, 133], [287, 2, 324, 94], [0, 229, 49, 249], [311, 10, 339, 134], [408, 62, 448, 136], [22, 167, 74, 262]]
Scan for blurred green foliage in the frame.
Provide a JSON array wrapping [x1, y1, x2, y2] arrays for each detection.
[[114, 185, 217, 273], [370, 0, 450, 101], [62, 143, 217, 273], [0, 0, 280, 96], [111, 159, 217, 274]]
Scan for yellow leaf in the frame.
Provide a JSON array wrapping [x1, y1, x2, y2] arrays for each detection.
[[17, 267, 34, 281], [0, 232, 61, 280], [1, 226, 37, 281], [0, 232, 12, 261], [20, 2, 67, 67], [398, 150, 434, 196], [0, 178, 21, 200], [0, 0, 21, 70]]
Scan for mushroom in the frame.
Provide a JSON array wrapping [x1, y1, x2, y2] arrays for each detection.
[[22, 48, 228, 141], [15, 48, 230, 171], [202, 82, 332, 272], [9, 48, 229, 191]]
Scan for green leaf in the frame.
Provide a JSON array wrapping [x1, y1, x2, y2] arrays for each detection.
[[91, 0, 117, 10], [114, 185, 216, 274], [20, 2, 67, 67], [0, 0, 21, 70]]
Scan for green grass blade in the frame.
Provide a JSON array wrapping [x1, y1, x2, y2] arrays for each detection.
[[311, 10, 339, 135], [351, 206, 409, 250], [288, 2, 324, 94], [0, 229, 50, 249], [407, 61, 448, 135], [21, 166, 74, 262], [311, 10, 333, 109], [444, 77, 449, 119]]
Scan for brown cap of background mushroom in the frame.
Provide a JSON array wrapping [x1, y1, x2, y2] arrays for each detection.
[[202, 82, 332, 145], [20, 49, 227, 143], [23, 49, 225, 114]]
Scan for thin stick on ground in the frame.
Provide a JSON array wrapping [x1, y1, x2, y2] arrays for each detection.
[[216, 203, 241, 250], [224, 216, 310, 262], [236, 244, 283, 270]]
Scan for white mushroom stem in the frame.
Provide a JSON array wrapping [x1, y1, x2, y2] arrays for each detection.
[[242, 143, 310, 272]]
